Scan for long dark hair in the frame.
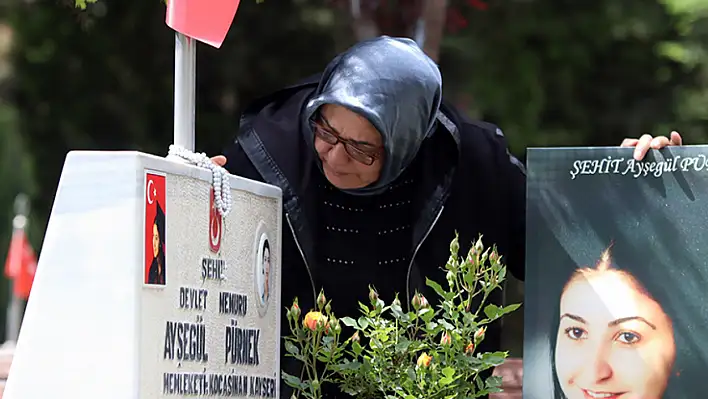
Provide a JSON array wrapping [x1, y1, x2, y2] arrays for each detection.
[[545, 244, 702, 398], [154, 201, 166, 269]]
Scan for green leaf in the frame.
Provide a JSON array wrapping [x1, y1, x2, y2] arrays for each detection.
[[74, 0, 97, 9], [358, 317, 370, 329], [352, 341, 363, 356], [478, 351, 508, 367], [426, 278, 448, 299], [439, 319, 455, 330], [502, 303, 522, 315], [484, 303, 521, 321], [485, 375, 503, 389], [442, 366, 455, 379], [281, 371, 307, 390], [419, 308, 435, 323], [283, 340, 299, 356], [439, 376, 454, 385], [395, 338, 412, 353], [483, 304, 500, 319], [337, 360, 362, 371], [341, 317, 358, 328]]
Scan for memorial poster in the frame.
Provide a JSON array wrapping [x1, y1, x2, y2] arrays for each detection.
[[523, 146, 708, 399], [141, 169, 281, 398]]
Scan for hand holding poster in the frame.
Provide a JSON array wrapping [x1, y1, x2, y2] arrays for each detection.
[[524, 146, 708, 399]]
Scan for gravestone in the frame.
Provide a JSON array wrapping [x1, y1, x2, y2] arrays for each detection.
[[2, 151, 282, 399]]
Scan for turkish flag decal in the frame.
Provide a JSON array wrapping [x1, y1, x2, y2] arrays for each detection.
[[145, 171, 167, 286]]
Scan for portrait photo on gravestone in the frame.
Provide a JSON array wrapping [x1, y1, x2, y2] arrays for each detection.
[[256, 233, 271, 309], [523, 146, 708, 399], [145, 171, 167, 286]]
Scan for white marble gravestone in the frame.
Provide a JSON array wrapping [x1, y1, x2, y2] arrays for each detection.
[[2, 151, 282, 399]]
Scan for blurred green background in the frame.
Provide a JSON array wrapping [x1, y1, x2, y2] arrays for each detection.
[[0, 0, 707, 356]]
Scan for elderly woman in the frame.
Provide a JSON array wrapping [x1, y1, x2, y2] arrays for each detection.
[[213, 36, 680, 398]]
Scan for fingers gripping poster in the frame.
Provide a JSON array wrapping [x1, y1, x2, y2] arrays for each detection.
[[524, 147, 708, 399]]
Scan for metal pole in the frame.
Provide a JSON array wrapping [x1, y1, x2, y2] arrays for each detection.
[[174, 32, 196, 152], [6, 194, 29, 342]]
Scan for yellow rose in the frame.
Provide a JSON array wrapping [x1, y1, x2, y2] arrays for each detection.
[[303, 311, 324, 331], [417, 352, 432, 368]]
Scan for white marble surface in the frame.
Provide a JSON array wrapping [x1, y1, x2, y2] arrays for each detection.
[[3, 151, 282, 399]]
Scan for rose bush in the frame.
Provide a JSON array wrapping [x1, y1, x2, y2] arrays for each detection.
[[283, 233, 520, 399]]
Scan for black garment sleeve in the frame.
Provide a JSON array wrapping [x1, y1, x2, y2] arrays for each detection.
[[222, 138, 264, 183], [490, 127, 527, 281]]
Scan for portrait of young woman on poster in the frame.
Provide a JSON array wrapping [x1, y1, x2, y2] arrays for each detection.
[[552, 247, 675, 399], [522, 240, 708, 399]]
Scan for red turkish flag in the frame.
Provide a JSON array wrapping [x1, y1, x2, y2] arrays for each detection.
[[4, 229, 37, 300], [166, 0, 241, 48]]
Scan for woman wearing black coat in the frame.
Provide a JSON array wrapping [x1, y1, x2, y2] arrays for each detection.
[[212, 36, 681, 398]]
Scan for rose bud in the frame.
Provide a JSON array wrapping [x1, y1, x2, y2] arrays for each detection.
[[474, 327, 486, 343], [317, 291, 326, 310], [418, 294, 429, 309], [392, 296, 401, 308], [291, 302, 301, 319], [446, 270, 455, 286], [474, 238, 484, 254], [440, 332, 452, 346], [317, 315, 328, 330], [464, 342, 475, 355], [369, 287, 379, 304], [412, 294, 421, 310], [417, 352, 432, 368], [450, 236, 460, 255]]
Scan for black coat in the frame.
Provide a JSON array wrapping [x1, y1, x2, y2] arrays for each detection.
[[223, 74, 526, 398]]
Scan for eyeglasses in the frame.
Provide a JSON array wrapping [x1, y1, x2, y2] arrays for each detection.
[[310, 116, 382, 166]]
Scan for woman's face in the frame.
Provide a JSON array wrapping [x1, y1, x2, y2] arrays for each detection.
[[152, 223, 160, 258], [263, 247, 270, 293], [313, 104, 384, 189], [555, 271, 675, 399]]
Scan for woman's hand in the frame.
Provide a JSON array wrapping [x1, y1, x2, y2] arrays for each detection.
[[621, 131, 683, 161]]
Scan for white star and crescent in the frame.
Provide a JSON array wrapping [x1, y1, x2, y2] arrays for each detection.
[[147, 179, 157, 204]]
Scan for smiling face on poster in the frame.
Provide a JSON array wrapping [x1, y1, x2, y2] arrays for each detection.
[[524, 146, 708, 399], [552, 248, 676, 399]]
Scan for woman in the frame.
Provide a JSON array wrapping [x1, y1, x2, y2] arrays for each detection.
[[213, 36, 681, 398], [539, 244, 706, 399], [147, 201, 166, 285], [260, 239, 271, 304], [554, 247, 676, 399]]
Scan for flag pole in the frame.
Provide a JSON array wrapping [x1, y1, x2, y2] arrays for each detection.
[[6, 194, 29, 342], [173, 32, 196, 152]]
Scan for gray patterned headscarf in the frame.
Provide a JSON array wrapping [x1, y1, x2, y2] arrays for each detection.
[[302, 36, 443, 196]]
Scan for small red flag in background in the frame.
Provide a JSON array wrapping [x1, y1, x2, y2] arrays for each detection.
[[4, 229, 37, 300], [166, 0, 242, 48]]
